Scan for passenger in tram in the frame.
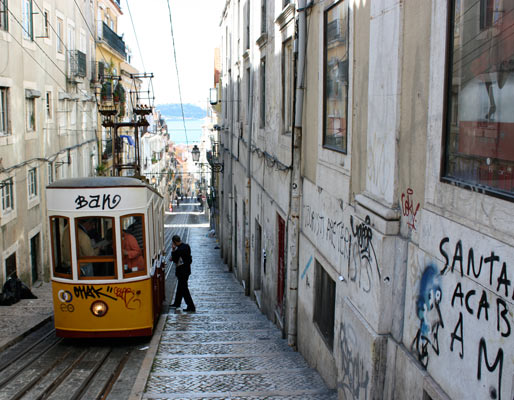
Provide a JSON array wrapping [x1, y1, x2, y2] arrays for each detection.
[[122, 230, 145, 273], [76, 218, 101, 276], [61, 218, 99, 276]]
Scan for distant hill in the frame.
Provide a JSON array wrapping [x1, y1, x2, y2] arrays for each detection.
[[157, 103, 206, 119]]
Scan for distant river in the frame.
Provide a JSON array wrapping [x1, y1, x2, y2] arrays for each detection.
[[166, 118, 206, 145]]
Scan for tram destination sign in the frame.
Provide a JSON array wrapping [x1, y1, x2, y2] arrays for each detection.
[[47, 187, 148, 212]]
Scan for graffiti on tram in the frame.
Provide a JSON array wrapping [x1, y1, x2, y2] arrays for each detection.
[[57, 285, 143, 311]]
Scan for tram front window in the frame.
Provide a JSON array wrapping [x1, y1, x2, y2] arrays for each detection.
[[121, 214, 146, 277], [76, 217, 116, 279], [50, 216, 72, 279]]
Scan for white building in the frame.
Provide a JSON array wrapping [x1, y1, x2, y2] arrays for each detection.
[[0, 0, 98, 286], [217, 1, 514, 399]]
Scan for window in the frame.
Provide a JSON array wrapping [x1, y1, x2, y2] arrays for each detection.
[[246, 66, 251, 119], [75, 216, 115, 279], [23, 0, 34, 40], [261, 0, 266, 34], [314, 260, 336, 349], [260, 57, 266, 128], [245, 2, 250, 50], [22, 0, 33, 40], [443, 0, 514, 198], [28, 168, 37, 198], [323, 1, 349, 153], [26, 98, 35, 131], [50, 216, 71, 278], [121, 214, 146, 277], [47, 162, 54, 184], [70, 101, 76, 126], [1, 178, 13, 213], [0, 0, 8, 31], [43, 9, 50, 38], [45, 91, 52, 120], [0, 87, 9, 135], [282, 39, 293, 134], [67, 23, 75, 51], [56, 17, 63, 54]]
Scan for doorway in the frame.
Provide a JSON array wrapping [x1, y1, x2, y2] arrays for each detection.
[[30, 233, 40, 283], [277, 214, 285, 317], [254, 221, 262, 307]]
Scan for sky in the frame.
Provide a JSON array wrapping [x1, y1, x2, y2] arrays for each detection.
[[119, 0, 225, 107]]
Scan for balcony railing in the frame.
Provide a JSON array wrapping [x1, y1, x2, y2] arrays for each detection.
[[68, 50, 87, 81], [102, 22, 126, 59]]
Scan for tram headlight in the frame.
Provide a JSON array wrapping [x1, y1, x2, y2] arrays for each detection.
[[90, 300, 108, 317]]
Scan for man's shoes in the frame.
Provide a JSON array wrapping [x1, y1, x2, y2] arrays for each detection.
[[183, 308, 196, 313]]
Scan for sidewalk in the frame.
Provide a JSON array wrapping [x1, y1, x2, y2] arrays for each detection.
[[0, 281, 53, 352], [138, 224, 337, 399]]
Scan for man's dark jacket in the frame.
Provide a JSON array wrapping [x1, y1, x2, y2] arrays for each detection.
[[171, 243, 192, 277]]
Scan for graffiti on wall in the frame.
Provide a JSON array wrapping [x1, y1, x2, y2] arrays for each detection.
[[401, 188, 420, 231], [339, 322, 370, 400], [302, 205, 381, 293], [411, 237, 511, 399], [411, 264, 444, 368]]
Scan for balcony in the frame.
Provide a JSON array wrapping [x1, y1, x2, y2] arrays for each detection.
[[68, 50, 87, 82], [102, 22, 126, 59]]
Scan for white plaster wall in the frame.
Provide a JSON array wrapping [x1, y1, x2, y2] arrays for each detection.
[[403, 211, 513, 400]]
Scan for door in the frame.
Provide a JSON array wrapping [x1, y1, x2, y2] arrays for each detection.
[[30, 234, 40, 283], [254, 220, 262, 291], [277, 214, 285, 316]]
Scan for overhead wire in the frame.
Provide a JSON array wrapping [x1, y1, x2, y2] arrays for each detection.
[[166, 0, 189, 147], [124, 0, 155, 110], [0, 0, 99, 176]]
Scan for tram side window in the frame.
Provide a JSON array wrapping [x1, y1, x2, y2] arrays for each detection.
[[76, 217, 116, 279], [50, 216, 72, 278], [121, 214, 146, 277]]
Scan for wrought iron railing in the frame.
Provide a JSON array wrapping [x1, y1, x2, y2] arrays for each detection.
[[102, 22, 126, 59]]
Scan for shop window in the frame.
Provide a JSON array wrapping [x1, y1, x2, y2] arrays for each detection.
[[314, 260, 336, 350], [323, 0, 349, 153], [120, 214, 146, 277], [443, 0, 514, 199]]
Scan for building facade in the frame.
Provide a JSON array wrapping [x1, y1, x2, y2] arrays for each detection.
[[217, 1, 514, 399], [0, 0, 97, 286]]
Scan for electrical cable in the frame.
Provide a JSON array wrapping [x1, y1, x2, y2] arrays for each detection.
[[166, 0, 189, 147], [124, 0, 155, 108]]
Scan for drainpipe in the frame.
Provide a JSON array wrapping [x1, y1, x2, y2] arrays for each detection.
[[287, 0, 307, 347], [245, 68, 254, 296]]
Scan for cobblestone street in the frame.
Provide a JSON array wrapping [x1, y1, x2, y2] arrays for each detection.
[[142, 213, 337, 399]]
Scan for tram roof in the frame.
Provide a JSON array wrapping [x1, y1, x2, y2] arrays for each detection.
[[47, 176, 150, 189]]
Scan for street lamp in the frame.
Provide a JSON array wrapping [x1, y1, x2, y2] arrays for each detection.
[[191, 144, 223, 172], [191, 145, 201, 162], [151, 176, 157, 185]]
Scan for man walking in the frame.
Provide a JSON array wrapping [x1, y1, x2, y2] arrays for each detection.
[[170, 235, 196, 312]]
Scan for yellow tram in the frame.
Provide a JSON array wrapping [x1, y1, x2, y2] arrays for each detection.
[[46, 177, 166, 338]]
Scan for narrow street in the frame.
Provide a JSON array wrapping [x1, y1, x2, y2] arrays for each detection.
[[137, 203, 337, 400]]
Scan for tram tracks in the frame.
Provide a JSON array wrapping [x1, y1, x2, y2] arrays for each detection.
[[0, 319, 147, 400], [0, 204, 196, 400]]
